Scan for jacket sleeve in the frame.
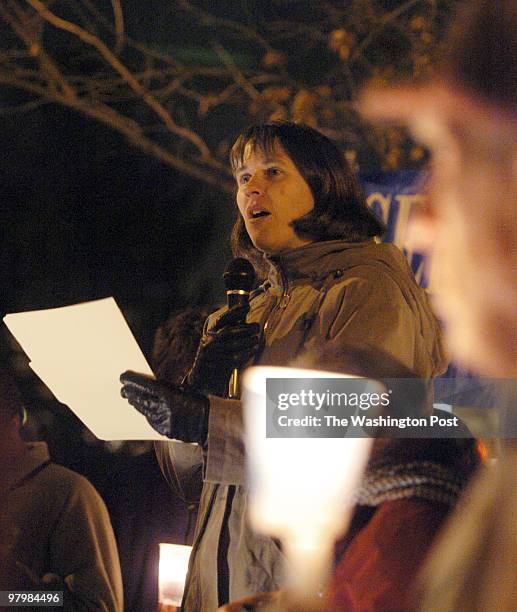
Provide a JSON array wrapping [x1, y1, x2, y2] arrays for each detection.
[[154, 440, 204, 504], [48, 475, 124, 611], [152, 308, 225, 497], [204, 395, 247, 485], [188, 304, 257, 486]]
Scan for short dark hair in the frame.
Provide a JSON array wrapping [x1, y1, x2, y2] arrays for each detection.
[[229, 121, 385, 270]]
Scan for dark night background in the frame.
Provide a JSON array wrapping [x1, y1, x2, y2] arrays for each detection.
[[0, 99, 236, 483], [0, 104, 233, 325], [1, 4, 477, 609]]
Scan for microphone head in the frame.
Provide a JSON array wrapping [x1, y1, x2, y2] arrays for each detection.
[[223, 257, 256, 292]]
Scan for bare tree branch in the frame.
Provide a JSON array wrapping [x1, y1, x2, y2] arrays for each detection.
[[177, 0, 272, 51], [0, 68, 235, 191], [211, 41, 261, 101], [0, 0, 452, 184], [352, 0, 422, 60], [110, 0, 124, 55], [27, 0, 215, 161], [1, 2, 76, 100]]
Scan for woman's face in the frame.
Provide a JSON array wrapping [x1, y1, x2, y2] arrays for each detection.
[[234, 142, 315, 255]]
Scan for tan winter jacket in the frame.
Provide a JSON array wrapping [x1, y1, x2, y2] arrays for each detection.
[[178, 239, 447, 611]]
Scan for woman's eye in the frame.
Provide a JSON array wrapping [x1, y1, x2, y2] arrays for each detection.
[[266, 167, 281, 177], [239, 174, 251, 184]]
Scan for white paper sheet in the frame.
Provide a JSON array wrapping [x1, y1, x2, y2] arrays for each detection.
[[4, 297, 171, 440]]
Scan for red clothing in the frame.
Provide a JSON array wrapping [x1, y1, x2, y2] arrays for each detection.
[[329, 498, 450, 611]]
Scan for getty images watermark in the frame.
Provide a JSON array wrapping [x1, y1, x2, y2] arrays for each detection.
[[265, 377, 508, 438]]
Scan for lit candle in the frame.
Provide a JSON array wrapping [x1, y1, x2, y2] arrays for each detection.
[[158, 543, 192, 609], [242, 366, 375, 604]]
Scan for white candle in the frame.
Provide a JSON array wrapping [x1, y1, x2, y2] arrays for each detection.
[[242, 366, 374, 600], [158, 543, 192, 607]]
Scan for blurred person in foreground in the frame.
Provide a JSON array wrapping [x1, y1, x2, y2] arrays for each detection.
[[120, 121, 448, 610], [0, 366, 123, 611], [359, 1, 517, 609]]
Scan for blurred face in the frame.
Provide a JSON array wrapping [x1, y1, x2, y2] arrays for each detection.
[[234, 142, 315, 254], [362, 85, 517, 375]]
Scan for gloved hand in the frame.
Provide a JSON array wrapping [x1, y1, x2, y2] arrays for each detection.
[[186, 304, 261, 396], [120, 371, 209, 443]]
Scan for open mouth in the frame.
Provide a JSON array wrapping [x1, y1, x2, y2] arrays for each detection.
[[249, 209, 271, 219]]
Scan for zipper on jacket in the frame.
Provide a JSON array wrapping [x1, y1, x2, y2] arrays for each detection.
[[278, 262, 290, 307], [262, 262, 290, 335]]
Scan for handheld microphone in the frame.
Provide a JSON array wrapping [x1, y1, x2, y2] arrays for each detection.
[[223, 257, 256, 398]]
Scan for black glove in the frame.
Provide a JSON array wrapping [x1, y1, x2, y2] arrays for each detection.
[[120, 371, 209, 443], [186, 304, 261, 396]]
